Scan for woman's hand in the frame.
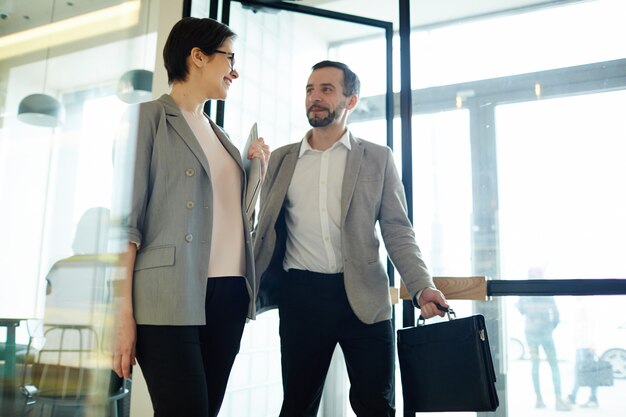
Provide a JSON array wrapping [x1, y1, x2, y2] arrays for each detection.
[[247, 137, 271, 179], [112, 309, 137, 380]]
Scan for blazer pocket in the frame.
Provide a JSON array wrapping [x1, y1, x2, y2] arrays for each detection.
[[367, 251, 381, 264], [358, 174, 383, 183], [134, 244, 176, 271]]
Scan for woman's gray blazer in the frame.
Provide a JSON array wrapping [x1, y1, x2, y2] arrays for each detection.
[[121, 94, 256, 325]]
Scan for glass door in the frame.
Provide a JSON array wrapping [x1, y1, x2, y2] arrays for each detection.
[[496, 90, 626, 417], [193, 1, 394, 416], [407, 2, 626, 416]]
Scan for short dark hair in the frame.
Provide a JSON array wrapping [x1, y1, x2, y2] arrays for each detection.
[[311, 60, 360, 97], [163, 17, 236, 85]]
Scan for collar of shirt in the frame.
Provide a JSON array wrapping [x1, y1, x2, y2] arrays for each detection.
[[298, 129, 352, 158]]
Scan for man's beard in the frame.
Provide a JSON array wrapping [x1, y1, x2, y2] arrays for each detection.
[[307, 110, 336, 127], [307, 101, 345, 127]]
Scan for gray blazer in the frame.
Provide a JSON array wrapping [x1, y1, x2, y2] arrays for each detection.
[[123, 94, 256, 325], [254, 133, 434, 324]]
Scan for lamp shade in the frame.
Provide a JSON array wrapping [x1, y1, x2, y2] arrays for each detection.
[[17, 93, 63, 127], [117, 69, 153, 103]]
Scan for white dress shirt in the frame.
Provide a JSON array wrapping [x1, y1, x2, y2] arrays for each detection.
[[283, 130, 351, 273]]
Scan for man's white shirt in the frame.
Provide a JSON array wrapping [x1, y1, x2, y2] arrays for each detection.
[[283, 130, 351, 273]]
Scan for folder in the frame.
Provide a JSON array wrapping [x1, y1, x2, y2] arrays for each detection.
[[242, 122, 262, 218]]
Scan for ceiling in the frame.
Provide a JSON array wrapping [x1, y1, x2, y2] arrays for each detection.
[[0, 0, 124, 36], [0, 0, 579, 37], [0, 0, 588, 120]]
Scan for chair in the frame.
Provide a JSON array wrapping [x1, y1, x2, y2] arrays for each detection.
[[19, 207, 129, 416], [20, 323, 129, 417]]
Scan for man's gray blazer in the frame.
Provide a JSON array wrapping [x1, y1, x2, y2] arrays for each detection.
[[254, 133, 434, 324], [121, 94, 256, 325]]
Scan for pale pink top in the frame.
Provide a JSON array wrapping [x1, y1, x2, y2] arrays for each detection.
[[182, 109, 245, 278]]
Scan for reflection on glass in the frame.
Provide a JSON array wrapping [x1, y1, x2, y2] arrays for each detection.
[[506, 295, 626, 416], [0, 0, 155, 414], [20, 207, 128, 414]]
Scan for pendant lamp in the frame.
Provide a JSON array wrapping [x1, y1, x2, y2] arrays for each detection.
[[17, 93, 63, 127], [16, 0, 65, 128], [117, 69, 153, 104]]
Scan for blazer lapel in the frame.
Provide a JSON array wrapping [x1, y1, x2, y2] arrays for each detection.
[[261, 145, 299, 230], [157, 95, 213, 179], [340, 135, 363, 226]]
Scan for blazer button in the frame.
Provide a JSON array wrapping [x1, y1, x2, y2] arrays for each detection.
[[186, 200, 195, 209], [185, 233, 193, 243], [186, 168, 195, 177]]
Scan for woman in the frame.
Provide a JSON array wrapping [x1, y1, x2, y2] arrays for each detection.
[[112, 17, 270, 417]]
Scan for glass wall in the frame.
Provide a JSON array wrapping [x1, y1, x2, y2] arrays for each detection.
[[496, 90, 626, 280], [21, 0, 618, 416], [0, 0, 158, 415], [507, 294, 626, 415], [212, 2, 391, 417], [497, 90, 626, 416], [411, 0, 626, 88], [307, 0, 626, 416], [406, 1, 626, 416]]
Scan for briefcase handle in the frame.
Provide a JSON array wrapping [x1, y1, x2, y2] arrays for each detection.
[[417, 304, 456, 325]]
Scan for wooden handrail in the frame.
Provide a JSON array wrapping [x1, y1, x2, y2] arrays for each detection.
[[392, 276, 488, 303]]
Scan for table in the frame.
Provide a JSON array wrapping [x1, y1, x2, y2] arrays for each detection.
[[1, 318, 24, 413]]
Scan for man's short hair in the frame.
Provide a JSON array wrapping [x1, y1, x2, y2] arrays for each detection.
[[163, 17, 236, 85], [311, 60, 360, 97]]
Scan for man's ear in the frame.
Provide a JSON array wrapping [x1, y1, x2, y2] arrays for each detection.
[[345, 94, 359, 111]]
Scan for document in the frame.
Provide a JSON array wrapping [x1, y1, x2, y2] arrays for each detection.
[[242, 122, 262, 218]]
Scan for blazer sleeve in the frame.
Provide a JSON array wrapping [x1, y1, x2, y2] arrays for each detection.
[[118, 103, 160, 246], [378, 147, 435, 297]]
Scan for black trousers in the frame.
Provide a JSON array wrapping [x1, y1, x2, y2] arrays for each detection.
[[135, 277, 249, 417], [278, 269, 395, 417]]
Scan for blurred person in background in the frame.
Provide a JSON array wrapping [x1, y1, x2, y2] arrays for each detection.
[[568, 297, 601, 408], [517, 266, 571, 411]]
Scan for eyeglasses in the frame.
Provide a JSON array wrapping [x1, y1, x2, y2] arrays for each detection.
[[213, 50, 235, 71]]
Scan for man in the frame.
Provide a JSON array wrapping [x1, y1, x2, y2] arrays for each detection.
[[254, 60, 448, 417], [517, 267, 571, 411]]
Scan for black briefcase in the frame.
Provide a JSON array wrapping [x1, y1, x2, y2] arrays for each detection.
[[397, 309, 499, 412]]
